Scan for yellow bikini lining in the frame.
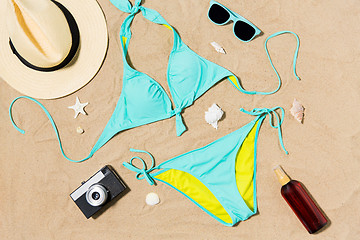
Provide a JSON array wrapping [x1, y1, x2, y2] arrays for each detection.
[[122, 36, 127, 47], [235, 121, 258, 212], [228, 75, 240, 89], [162, 24, 172, 30], [156, 168, 233, 224]]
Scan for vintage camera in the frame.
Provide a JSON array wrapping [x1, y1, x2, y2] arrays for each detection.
[[70, 165, 126, 218]]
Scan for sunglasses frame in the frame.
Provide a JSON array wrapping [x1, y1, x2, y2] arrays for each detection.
[[208, 0, 261, 42]]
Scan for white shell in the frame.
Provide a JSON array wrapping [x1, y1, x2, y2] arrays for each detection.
[[145, 192, 160, 206], [76, 126, 84, 134], [290, 99, 304, 123], [205, 103, 224, 129], [210, 42, 226, 54]]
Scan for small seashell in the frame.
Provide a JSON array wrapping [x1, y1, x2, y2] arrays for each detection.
[[210, 42, 226, 54], [76, 126, 84, 134], [205, 103, 224, 129], [290, 99, 304, 123], [146, 192, 160, 206]]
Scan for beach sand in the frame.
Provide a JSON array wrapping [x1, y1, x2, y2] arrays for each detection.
[[1, 0, 359, 239]]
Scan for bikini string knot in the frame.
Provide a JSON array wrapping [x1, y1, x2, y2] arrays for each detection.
[[172, 92, 196, 136], [171, 107, 186, 137], [123, 148, 157, 185], [130, 0, 142, 15], [240, 107, 289, 154], [173, 107, 182, 116], [110, 0, 142, 14]]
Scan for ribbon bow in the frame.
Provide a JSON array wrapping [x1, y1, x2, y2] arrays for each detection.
[[240, 107, 289, 154], [123, 148, 157, 185]]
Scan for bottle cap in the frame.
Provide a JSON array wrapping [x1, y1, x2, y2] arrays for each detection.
[[273, 165, 291, 186]]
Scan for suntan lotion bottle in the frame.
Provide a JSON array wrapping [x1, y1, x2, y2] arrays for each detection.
[[273, 165, 328, 234]]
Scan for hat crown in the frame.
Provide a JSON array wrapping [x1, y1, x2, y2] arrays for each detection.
[[7, 0, 73, 68]]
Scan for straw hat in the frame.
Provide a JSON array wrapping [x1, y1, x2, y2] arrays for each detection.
[[0, 0, 108, 99]]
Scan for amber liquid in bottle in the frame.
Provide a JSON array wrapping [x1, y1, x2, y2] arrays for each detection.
[[274, 166, 328, 234]]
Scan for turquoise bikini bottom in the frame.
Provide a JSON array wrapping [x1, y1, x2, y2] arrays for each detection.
[[123, 107, 288, 226]]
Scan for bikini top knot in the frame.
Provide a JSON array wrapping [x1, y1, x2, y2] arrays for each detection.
[[130, 0, 142, 14], [110, 0, 142, 14]]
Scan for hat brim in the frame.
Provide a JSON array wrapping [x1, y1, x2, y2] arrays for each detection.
[[0, 0, 109, 99]]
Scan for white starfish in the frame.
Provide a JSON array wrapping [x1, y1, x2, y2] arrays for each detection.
[[68, 96, 88, 118]]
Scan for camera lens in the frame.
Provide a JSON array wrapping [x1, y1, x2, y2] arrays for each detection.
[[86, 184, 108, 207], [92, 192, 100, 200]]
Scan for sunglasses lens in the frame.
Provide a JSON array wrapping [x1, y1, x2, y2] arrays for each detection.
[[209, 4, 230, 24], [234, 21, 256, 41]]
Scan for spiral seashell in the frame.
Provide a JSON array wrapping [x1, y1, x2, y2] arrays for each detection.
[[205, 103, 224, 129], [290, 98, 304, 123], [210, 42, 226, 54]]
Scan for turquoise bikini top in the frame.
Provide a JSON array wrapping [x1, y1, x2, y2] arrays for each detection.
[[9, 0, 300, 162]]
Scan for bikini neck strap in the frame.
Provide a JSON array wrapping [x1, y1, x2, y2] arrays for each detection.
[[262, 31, 301, 95], [112, 0, 181, 67], [237, 31, 301, 95], [111, 0, 179, 39], [240, 107, 288, 154]]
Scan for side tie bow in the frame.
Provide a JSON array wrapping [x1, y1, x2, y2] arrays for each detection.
[[240, 107, 289, 154], [123, 148, 157, 185]]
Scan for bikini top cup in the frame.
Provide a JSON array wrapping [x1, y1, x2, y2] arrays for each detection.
[[100, 0, 300, 145], [92, 0, 252, 154]]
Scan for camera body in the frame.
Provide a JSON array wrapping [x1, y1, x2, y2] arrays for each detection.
[[70, 165, 126, 218]]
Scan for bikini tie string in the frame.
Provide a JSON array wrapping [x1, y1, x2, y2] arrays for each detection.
[[123, 148, 157, 185], [240, 107, 289, 154], [263, 31, 301, 95], [9, 96, 93, 163]]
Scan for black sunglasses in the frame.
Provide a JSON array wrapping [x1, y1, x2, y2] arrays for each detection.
[[208, 0, 261, 42]]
